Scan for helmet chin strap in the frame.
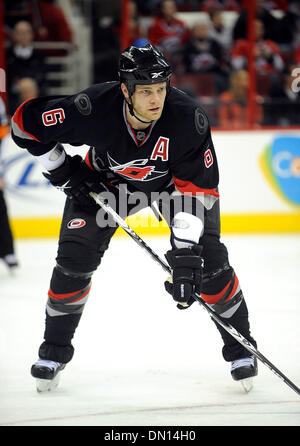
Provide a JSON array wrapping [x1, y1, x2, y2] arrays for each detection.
[[126, 99, 153, 125]]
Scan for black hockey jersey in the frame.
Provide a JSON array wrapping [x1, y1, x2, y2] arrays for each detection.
[[11, 82, 219, 198]]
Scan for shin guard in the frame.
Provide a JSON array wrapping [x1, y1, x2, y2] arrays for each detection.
[[201, 268, 257, 362], [43, 265, 92, 356], [201, 267, 243, 318]]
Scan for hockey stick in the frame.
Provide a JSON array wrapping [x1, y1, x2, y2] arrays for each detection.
[[90, 191, 300, 397]]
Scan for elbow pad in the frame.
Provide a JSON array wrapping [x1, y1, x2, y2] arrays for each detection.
[[171, 212, 204, 249]]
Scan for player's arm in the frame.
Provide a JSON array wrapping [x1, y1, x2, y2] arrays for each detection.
[[165, 107, 219, 308], [169, 106, 219, 241], [11, 92, 106, 208], [11, 94, 81, 161]]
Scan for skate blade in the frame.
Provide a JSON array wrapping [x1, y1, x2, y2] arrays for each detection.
[[35, 373, 61, 393], [239, 377, 253, 393]]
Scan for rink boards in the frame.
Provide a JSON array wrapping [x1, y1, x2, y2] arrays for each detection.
[[1, 129, 300, 238]]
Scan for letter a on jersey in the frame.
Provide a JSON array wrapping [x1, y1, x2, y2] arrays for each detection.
[[150, 137, 169, 161]]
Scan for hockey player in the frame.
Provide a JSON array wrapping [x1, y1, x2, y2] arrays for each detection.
[[0, 97, 18, 271], [11, 44, 257, 392]]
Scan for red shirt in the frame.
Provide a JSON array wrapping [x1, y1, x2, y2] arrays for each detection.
[[148, 17, 190, 53], [231, 39, 284, 74], [34, 1, 73, 44], [218, 91, 263, 128]]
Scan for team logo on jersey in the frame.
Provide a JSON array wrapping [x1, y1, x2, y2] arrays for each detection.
[[204, 149, 213, 168], [136, 131, 146, 141], [107, 153, 168, 182], [42, 108, 65, 126], [67, 218, 86, 229]]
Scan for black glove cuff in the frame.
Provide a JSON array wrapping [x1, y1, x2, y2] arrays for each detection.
[[43, 155, 85, 187], [165, 245, 203, 269]]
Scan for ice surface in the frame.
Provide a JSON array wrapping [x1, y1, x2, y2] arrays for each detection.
[[0, 234, 300, 426]]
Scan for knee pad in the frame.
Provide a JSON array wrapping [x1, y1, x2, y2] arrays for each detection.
[[46, 264, 93, 317], [201, 266, 244, 318], [200, 235, 243, 318], [56, 240, 102, 274]]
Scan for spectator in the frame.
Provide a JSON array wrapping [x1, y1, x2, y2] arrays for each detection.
[[4, 1, 74, 55], [148, 0, 190, 69], [231, 19, 285, 76], [276, 1, 300, 52], [114, 0, 143, 46], [257, 1, 300, 69], [93, 1, 144, 83], [263, 64, 300, 126], [218, 69, 263, 128], [182, 20, 229, 92], [33, 1, 73, 53], [16, 77, 39, 104], [232, 0, 279, 42], [6, 20, 45, 115], [208, 8, 233, 50]]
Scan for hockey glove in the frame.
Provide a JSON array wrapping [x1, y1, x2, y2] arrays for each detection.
[[43, 154, 108, 209], [164, 245, 204, 310]]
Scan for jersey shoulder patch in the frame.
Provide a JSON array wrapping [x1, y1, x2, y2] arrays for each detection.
[[74, 93, 92, 116], [194, 107, 209, 135]]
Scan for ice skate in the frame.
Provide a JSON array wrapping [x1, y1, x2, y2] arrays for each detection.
[[31, 359, 66, 393], [1, 254, 19, 274], [231, 356, 258, 393]]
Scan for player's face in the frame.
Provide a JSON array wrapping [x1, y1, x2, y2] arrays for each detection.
[[130, 82, 167, 122]]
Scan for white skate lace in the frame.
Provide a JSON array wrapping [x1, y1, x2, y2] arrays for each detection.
[[231, 357, 254, 372], [35, 359, 62, 370]]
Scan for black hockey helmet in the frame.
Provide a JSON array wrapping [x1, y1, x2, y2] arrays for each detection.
[[119, 44, 172, 96]]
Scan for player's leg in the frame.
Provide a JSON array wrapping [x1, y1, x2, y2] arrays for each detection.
[[31, 197, 117, 389], [200, 200, 258, 385], [160, 191, 257, 386], [200, 233, 257, 352]]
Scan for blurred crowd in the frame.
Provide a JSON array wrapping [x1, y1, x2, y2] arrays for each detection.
[[93, 0, 300, 127], [4, 0, 74, 115], [3, 0, 300, 128]]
